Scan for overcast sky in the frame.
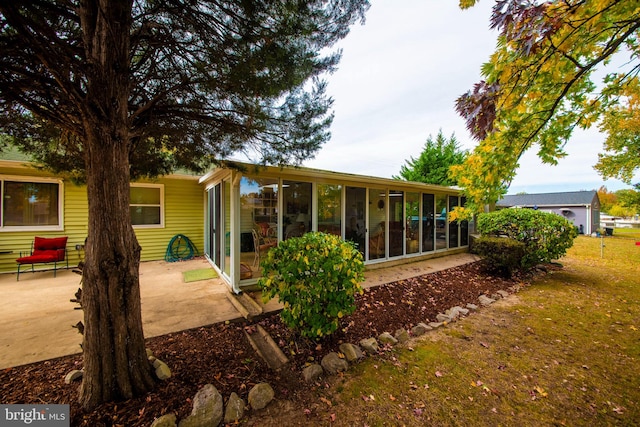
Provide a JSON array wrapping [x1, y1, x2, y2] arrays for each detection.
[[303, 0, 637, 194]]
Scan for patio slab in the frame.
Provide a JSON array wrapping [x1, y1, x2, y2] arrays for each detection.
[[0, 252, 480, 369], [0, 258, 235, 369]]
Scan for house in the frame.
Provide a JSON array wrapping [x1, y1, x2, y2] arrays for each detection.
[[1, 154, 470, 292], [0, 154, 205, 274], [497, 190, 600, 235]]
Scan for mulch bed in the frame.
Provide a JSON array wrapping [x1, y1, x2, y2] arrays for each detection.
[[0, 261, 527, 426]]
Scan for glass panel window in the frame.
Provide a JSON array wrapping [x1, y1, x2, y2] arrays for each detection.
[[345, 187, 366, 256], [460, 197, 469, 246], [448, 196, 459, 248], [1, 179, 61, 229], [368, 188, 387, 260], [240, 176, 279, 278], [388, 190, 404, 257], [317, 184, 342, 236], [283, 180, 312, 240], [130, 184, 163, 227], [405, 192, 420, 255], [422, 193, 434, 252], [435, 194, 447, 250]]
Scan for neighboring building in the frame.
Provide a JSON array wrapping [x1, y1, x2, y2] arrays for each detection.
[[1, 155, 470, 292], [497, 190, 600, 235]]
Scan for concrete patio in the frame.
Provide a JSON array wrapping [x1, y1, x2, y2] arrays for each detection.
[[0, 252, 479, 369]]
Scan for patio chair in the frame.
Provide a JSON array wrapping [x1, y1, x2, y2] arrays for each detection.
[[251, 229, 277, 267], [16, 236, 68, 281]]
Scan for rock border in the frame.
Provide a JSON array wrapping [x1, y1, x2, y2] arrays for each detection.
[[66, 284, 522, 427]]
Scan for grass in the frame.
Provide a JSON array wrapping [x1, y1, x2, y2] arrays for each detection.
[[610, 227, 640, 240], [317, 236, 640, 426]]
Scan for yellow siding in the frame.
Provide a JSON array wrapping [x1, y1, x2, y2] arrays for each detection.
[[134, 177, 204, 261], [0, 163, 204, 274]]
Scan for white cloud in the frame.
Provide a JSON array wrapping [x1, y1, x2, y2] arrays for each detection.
[[305, 0, 637, 193]]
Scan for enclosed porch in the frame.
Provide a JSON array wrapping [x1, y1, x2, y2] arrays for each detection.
[[199, 163, 471, 293]]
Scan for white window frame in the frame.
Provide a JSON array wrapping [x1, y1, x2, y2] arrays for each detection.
[[0, 175, 64, 232], [130, 183, 164, 229]]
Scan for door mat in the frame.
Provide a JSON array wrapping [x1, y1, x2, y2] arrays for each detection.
[[183, 268, 218, 283]]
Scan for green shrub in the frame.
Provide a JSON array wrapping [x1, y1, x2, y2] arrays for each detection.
[[477, 208, 578, 269], [472, 236, 526, 277], [258, 232, 365, 339]]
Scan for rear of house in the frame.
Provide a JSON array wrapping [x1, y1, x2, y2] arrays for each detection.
[[1, 156, 471, 291], [0, 157, 204, 274]]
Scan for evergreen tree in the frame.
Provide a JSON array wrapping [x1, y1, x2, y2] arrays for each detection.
[[0, 0, 369, 409], [394, 130, 468, 186]]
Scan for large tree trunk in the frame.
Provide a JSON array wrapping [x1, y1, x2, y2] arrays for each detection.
[[78, 0, 155, 410]]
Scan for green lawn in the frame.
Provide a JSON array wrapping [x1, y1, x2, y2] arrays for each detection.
[[317, 235, 640, 426]]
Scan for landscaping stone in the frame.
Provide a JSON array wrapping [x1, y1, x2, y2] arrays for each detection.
[[497, 290, 510, 298], [378, 332, 398, 345], [466, 303, 479, 311], [339, 343, 364, 362], [321, 352, 349, 374], [490, 293, 502, 300], [223, 392, 245, 424], [394, 328, 410, 344], [478, 294, 495, 306], [428, 322, 443, 329], [302, 364, 324, 382], [64, 369, 83, 384], [436, 313, 452, 323], [178, 384, 223, 427], [151, 413, 177, 427], [153, 359, 172, 380], [447, 306, 469, 319], [359, 337, 379, 353], [248, 383, 274, 410], [411, 323, 431, 337]]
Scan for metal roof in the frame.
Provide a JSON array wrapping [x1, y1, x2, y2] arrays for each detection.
[[497, 190, 598, 207]]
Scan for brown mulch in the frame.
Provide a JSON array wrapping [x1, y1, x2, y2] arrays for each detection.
[[0, 261, 529, 426]]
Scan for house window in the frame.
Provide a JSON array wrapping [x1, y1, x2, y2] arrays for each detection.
[[130, 184, 164, 228], [1, 177, 63, 231]]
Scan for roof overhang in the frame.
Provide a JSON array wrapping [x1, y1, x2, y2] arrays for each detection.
[[199, 161, 461, 194]]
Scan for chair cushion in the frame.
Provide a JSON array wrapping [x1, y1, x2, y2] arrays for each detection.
[[17, 251, 59, 264], [34, 236, 68, 251]]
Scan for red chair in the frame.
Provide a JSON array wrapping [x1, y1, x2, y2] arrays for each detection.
[[16, 236, 68, 280]]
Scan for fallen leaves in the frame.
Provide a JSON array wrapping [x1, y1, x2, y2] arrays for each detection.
[[319, 397, 332, 407]]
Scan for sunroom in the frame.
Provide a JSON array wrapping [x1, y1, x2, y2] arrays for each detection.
[[199, 163, 469, 294]]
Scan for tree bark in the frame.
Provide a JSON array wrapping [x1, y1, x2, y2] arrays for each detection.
[[78, 0, 155, 410]]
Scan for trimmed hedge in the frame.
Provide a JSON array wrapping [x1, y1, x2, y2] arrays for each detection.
[[472, 236, 526, 277], [477, 208, 578, 269]]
